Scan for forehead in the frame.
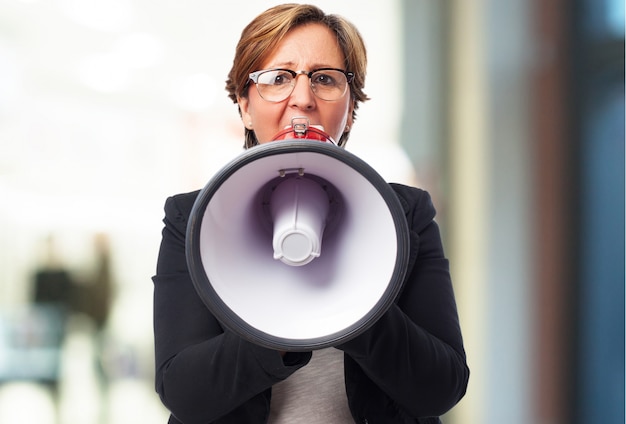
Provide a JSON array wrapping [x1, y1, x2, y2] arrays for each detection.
[[261, 23, 345, 69]]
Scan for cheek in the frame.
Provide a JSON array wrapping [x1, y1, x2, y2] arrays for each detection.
[[325, 102, 351, 140], [249, 102, 285, 143]]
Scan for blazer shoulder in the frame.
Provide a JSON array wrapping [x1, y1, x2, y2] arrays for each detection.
[[389, 183, 437, 232], [163, 190, 201, 230]]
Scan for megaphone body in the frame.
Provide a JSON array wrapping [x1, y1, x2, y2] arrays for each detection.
[[186, 125, 410, 351]]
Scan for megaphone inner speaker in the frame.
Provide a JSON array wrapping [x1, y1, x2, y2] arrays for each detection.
[[260, 172, 341, 266], [186, 141, 409, 351]]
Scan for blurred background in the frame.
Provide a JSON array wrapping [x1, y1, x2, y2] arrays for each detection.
[[0, 0, 623, 423]]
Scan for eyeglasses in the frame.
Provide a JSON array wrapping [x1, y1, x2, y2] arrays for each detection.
[[248, 68, 354, 102]]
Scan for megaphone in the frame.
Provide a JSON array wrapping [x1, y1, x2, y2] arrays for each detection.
[[186, 120, 410, 351]]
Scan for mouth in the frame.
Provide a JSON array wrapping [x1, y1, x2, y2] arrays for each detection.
[[272, 116, 335, 144], [284, 124, 324, 130], [283, 116, 324, 133]]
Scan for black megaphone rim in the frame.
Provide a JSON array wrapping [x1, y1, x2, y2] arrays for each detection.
[[186, 140, 410, 351]]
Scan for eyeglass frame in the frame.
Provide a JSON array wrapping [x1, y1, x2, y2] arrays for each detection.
[[247, 68, 355, 102]]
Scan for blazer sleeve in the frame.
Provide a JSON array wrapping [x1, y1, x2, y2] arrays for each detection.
[[337, 185, 469, 417], [152, 192, 311, 424]]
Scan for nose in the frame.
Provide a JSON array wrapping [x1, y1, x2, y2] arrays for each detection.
[[288, 74, 316, 109]]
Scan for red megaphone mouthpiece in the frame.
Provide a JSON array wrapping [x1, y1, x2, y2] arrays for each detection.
[[271, 117, 337, 145]]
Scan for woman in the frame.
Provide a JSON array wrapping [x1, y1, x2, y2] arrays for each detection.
[[153, 4, 469, 423]]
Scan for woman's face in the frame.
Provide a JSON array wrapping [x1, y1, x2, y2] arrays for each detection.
[[238, 23, 354, 144]]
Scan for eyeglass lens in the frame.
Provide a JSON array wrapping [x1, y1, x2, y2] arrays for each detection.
[[254, 69, 348, 102]]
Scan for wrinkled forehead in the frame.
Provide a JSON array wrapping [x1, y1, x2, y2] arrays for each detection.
[[259, 23, 345, 71]]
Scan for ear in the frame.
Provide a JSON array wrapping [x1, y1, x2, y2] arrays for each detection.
[[238, 96, 253, 129]]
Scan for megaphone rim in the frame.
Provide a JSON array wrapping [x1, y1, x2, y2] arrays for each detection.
[[186, 140, 411, 351]]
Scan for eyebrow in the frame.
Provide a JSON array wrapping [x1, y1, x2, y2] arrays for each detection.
[[265, 61, 339, 70]]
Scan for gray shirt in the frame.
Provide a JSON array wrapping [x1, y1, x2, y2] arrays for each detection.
[[268, 348, 353, 423]]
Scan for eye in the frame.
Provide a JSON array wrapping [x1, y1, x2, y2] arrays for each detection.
[[262, 70, 293, 86], [312, 71, 338, 87]]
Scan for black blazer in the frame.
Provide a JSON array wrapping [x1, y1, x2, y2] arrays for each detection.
[[152, 183, 469, 423]]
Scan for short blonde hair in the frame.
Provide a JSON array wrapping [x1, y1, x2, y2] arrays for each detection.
[[226, 3, 369, 148]]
